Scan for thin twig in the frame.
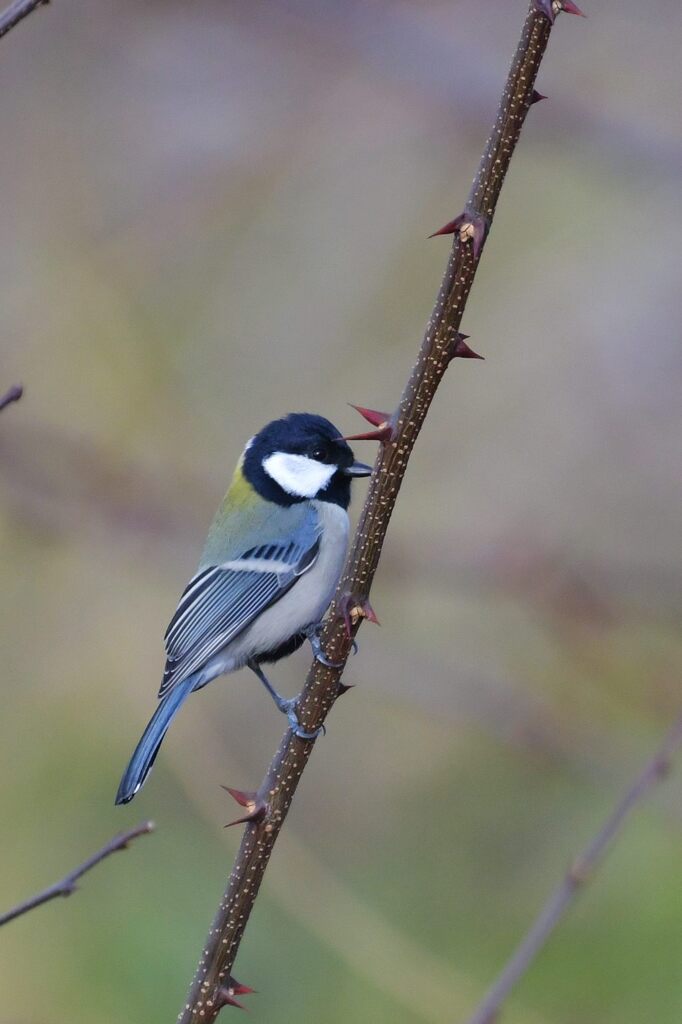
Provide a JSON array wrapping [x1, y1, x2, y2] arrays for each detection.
[[0, 384, 23, 413], [179, 4, 575, 1020], [463, 714, 682, 1024], [0, 0, 48, 40], [0, 821, 154, 927]]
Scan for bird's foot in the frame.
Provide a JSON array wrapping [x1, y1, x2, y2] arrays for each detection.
[[247, 661, 325, 738], [281, 699, 326, 741], [305, 622, 357, 667]]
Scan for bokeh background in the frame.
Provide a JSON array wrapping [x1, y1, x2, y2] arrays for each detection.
[[2, 1, 682, 1022]]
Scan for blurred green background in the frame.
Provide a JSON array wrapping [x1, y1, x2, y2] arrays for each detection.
[[2, 1, 682, 1022]]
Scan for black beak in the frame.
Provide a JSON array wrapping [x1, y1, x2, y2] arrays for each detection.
[[344, 460, 373, 478]]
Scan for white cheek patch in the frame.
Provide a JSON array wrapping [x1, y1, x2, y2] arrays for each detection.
[[262, 452, 337, 498]]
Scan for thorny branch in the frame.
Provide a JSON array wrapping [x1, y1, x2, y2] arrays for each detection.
[[0, 384, 23, 413], [0, 0, 49, 41], [180, 3, 583, 1020], [463, 714, 682, 1024], [0, 821, 154, 927]]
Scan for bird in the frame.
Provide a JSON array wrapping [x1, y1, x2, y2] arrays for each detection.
[[115, 412, 372, 805]]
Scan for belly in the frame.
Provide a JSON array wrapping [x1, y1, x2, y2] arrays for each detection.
[[215, 501, 349, 670]]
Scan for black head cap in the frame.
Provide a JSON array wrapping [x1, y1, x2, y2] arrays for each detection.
[[243, 412, 372, 508]]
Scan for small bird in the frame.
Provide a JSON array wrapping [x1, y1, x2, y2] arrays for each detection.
[[115, 412, 372, 804]]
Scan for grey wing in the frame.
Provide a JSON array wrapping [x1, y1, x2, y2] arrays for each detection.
[[159, 533, 320, 698]]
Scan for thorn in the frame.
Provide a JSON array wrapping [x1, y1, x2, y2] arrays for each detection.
[[338, 593, 381, 637], [361, 599, 380, 625], [337, 681, 355, 697], [344, 404, 395, 444], [229, 977, 256, 997], [221, 786, 267, 828], [343, 425, 393, 443], [348, 404, 390, 428], [560, 0, 586, 15], [221, 786, 257, 807], [530, 89, 547, 105], [429, 214, 462, 239], [429, 211, 488, 259], [224, 809, 266, 828], [215, 987, 245, 1010], [449, 333, 484, 362]]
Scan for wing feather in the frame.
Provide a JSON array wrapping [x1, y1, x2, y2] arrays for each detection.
[[158, 516, 320, 699]]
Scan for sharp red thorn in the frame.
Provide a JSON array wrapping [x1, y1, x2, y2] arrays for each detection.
[[337, 682, 355, 697], [361, 599, 380, 626], [343, 426, 393, 444], [221, 786, 258, 808], [344, 404, 394, 443], [225, 811, 263, 828], [429, 211, 487, 258], [560, 0, 586, 15], [229, 978, 256, 996], [429, 218, 458, 239], [216, 990, 245, 1010], [348, 404, 390, 428], [338, 592, 380, 635], [451, 334, 484, 361], [530, 89, 547, 105], [221, 787, 266, 827], [223, 809, 266, 827]]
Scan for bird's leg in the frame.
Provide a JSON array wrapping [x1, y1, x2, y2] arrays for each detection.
[[247, 660, 324, 741], [304, 622, 357, 667], [247, 660, 289, 712]]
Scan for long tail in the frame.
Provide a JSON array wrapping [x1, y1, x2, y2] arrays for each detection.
[[115, 675, 197, 805]]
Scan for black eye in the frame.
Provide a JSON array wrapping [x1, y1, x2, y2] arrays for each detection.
[[311, 445, 327, 462]]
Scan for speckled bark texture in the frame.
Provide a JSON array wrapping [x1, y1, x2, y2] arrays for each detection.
[[180, 5, 556, 1020]]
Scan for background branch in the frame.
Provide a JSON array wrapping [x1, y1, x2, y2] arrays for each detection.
[[0, 821, 154, 927], [463, 714, 682, 1024], [178, 3, 579, 1020], [0, 0, 48, 41], [0, 384, 23, 413]]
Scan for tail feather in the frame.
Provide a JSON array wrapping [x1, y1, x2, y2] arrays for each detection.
[[115, 675, 197, 805]]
